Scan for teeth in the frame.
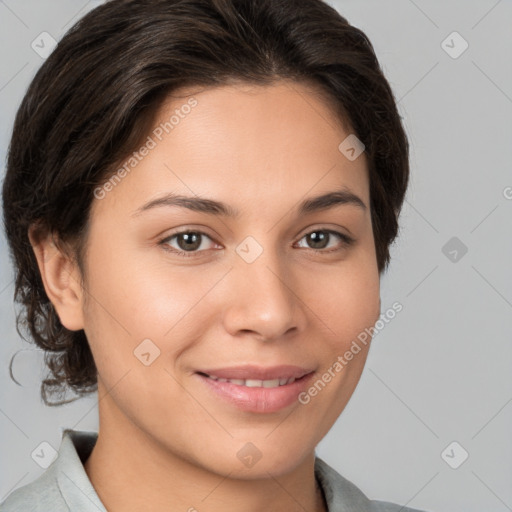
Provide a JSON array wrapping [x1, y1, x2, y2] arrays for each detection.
[[245, 379, 263, 387], [207, 375, 297, 388]]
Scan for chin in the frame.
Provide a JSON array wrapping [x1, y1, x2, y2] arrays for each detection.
[[216, 443, 313, 480]]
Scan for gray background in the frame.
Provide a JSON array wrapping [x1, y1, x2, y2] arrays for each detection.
[[1, 1, 511, 511]]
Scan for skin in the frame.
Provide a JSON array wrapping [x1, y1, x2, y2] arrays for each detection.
[[29, 80, 381, 512]]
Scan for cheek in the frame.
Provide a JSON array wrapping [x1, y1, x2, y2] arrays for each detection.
[[304, 255, 380, 350], [81, 246, 217, 373], [293, 267, 379, 446]]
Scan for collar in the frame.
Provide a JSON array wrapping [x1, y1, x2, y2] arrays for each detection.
[[55, 429, 107, 511]]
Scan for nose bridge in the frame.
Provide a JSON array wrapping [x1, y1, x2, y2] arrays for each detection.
[[222, 236, 302, 340]]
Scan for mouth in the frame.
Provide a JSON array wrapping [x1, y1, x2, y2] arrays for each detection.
[[197, 372, 304, 388], [194, 365, 316, 413]]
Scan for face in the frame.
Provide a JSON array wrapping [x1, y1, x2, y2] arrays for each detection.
[[67, 80, 380, 477]]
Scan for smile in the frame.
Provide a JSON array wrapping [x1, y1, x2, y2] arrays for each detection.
[[203, 374, 297, 388], [195, 367, 316, 413]]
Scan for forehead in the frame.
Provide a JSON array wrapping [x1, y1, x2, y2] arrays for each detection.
[[159, 79, 352, 141], [92, 80, 369, 220]]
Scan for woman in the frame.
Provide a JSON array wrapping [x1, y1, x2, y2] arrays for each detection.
[[1, 0, 429, 510]]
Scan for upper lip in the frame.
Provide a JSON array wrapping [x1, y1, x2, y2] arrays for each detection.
[[197, 365, 314, 381]]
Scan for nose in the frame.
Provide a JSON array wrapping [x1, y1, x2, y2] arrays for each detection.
[[221, 247, 306, 342]]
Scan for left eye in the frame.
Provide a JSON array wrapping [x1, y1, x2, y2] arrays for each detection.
[[160, 229, 353, 257], [295, 229, 353, 251]]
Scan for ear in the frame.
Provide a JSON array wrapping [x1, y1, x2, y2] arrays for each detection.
[[28, 226, 85, 331]]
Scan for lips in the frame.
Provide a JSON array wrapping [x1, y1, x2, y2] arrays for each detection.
[[195, 364, 316, 413]]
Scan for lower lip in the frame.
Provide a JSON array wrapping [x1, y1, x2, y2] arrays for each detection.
[[195, 372, 315, 413]]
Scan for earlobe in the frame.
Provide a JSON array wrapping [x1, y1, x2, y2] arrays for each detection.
[[28, 226, 85, 331]]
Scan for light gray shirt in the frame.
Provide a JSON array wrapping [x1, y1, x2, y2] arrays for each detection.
[[0, 429, 429, 511]]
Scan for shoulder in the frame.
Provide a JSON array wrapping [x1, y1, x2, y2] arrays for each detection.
[[0, 429, 101, 512], [314, 457, 430, 512], [0, 464, 68, 512], [368, 500, 428, 512]]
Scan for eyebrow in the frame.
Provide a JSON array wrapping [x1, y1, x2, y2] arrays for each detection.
[[131, 188, 367, 218]]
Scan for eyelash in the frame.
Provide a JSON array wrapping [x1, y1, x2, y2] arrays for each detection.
[[158, 228, 355, 258]]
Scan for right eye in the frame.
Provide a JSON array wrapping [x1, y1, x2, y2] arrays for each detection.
[[159, 230, 220, 258]]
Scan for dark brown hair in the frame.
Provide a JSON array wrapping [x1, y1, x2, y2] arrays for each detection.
[[2, 0, 409, 406]]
